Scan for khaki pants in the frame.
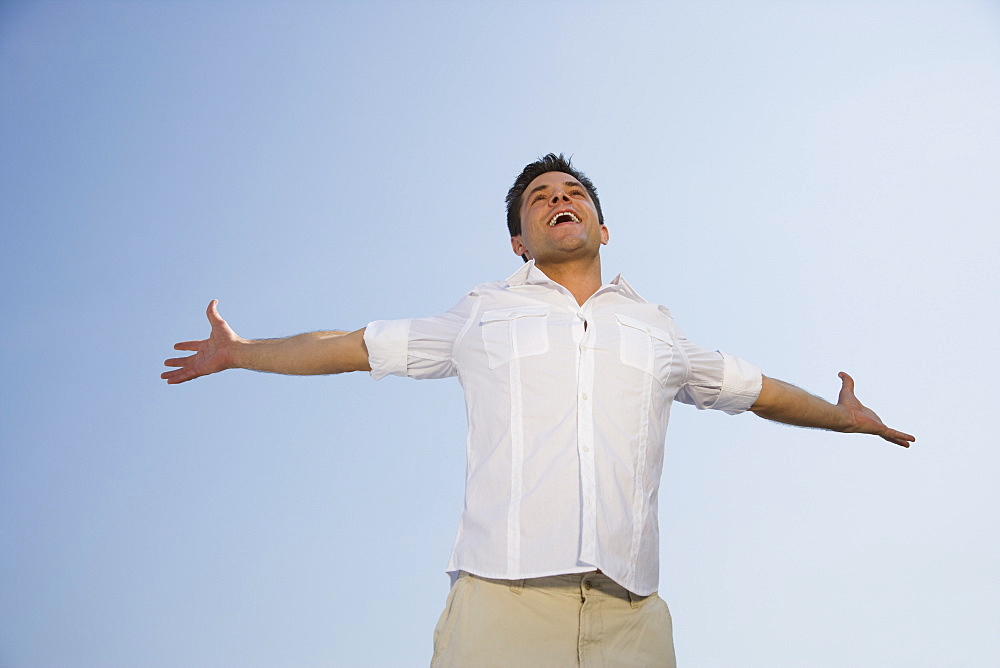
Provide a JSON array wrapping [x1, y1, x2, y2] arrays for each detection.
[[431, 571, 676, 667]]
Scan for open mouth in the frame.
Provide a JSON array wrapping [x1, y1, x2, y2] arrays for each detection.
[[548, 211, 581, 227]]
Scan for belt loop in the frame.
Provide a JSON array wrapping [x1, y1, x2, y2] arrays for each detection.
[[509, 578, 524, 595], [628, 589, 641, 609]]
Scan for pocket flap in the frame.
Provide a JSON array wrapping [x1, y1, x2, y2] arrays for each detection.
[[480, 305, 550, 324], [614, 313, 672, 344]]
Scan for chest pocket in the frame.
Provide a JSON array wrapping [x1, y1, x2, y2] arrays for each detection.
[[480, 306, 550, 369], [615, 313, 673, 384]]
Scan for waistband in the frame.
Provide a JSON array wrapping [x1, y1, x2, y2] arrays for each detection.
[[454, 570, 651, 606]]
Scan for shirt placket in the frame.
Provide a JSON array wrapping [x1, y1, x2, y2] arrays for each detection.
[[574, 302, 598, 566]]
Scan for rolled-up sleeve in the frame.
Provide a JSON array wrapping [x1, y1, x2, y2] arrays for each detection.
[[364, 318, 411, 380], [710, 352, 763, 414], [673, 339, 763, 415], [364, 294, 478, 381]]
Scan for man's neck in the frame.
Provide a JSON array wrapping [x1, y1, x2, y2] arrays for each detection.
[[534, 256, 604, 306]]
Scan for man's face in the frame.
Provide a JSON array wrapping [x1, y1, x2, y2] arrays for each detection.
[[510, 171, 609, 264]]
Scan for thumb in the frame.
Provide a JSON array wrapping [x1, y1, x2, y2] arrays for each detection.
[[207, 299, 222, 324], [837, 371, 856, 404]]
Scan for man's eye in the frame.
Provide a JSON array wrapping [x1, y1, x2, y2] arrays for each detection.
[[533, 194, 546, 202]]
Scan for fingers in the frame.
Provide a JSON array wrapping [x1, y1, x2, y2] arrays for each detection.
[[161, 367, 198, 384], [172, 301, 221, 350], [882, 434, 913, 448], [840, 371, 917, 447], [161, 367, 188, 383], [162, 355, 199, 383], [162, 356, 208, 383], [163, 301, 222, 384], [881, 427, 916, 448], [889, 428, 916, 443]]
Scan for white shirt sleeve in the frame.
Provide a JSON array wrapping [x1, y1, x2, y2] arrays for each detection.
[[364, 294, 479, 381], [711, 352, 764, 414], [669, 322, 763, 415]]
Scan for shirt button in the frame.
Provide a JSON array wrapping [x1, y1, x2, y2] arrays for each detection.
[[584, 582, 592, 590], [583, 446, 590, 453], [582, 393, 589, 400]]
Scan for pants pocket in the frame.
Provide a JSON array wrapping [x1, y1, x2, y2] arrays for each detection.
[[431, 574, 470, 665]]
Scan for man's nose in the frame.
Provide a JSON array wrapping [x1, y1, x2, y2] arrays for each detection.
[[549, 190, 570, 204]]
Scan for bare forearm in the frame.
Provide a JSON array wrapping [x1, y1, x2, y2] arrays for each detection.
[[750, 373, 914, 447], [163, 301, 372, 385], [750, 376, 850, 431], [233, 328, 371, 376]]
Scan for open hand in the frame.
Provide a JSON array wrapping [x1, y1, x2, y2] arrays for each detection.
[[837, 372, 915, 447], [162, 300, 241, 384]]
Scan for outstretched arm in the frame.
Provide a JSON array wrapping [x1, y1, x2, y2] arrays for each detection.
[[749, 372, 915, 447], [161, 300, 371, 385]]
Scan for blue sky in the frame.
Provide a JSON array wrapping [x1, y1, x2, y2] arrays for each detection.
[[2, 1, 999, 665]]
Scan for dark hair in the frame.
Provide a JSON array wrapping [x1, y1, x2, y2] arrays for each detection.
[[505, 153, 604, 239]]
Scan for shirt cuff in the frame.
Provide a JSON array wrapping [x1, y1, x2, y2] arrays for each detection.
[[364, 319, 411, 380], [710, 353, 763, 415]]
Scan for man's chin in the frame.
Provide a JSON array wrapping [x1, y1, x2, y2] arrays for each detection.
[[534, 244, 601, 264]]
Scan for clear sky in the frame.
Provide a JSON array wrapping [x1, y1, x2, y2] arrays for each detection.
[[2, 1, 999, 665]]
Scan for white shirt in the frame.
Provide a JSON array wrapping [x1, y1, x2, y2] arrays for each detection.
[[364, 261, 762, 596]]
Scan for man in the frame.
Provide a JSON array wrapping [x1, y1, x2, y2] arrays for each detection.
[[163, 154, 914, 666]]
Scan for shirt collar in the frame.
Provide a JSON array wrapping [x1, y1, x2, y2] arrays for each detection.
[[504, 261, 646, 303], [504, 260, 552, 287], [607, 273, 645, 303]]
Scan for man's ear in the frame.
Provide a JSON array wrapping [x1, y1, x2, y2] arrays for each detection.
[[600, 225, 610, 245], [511, 235, 528, 257]]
